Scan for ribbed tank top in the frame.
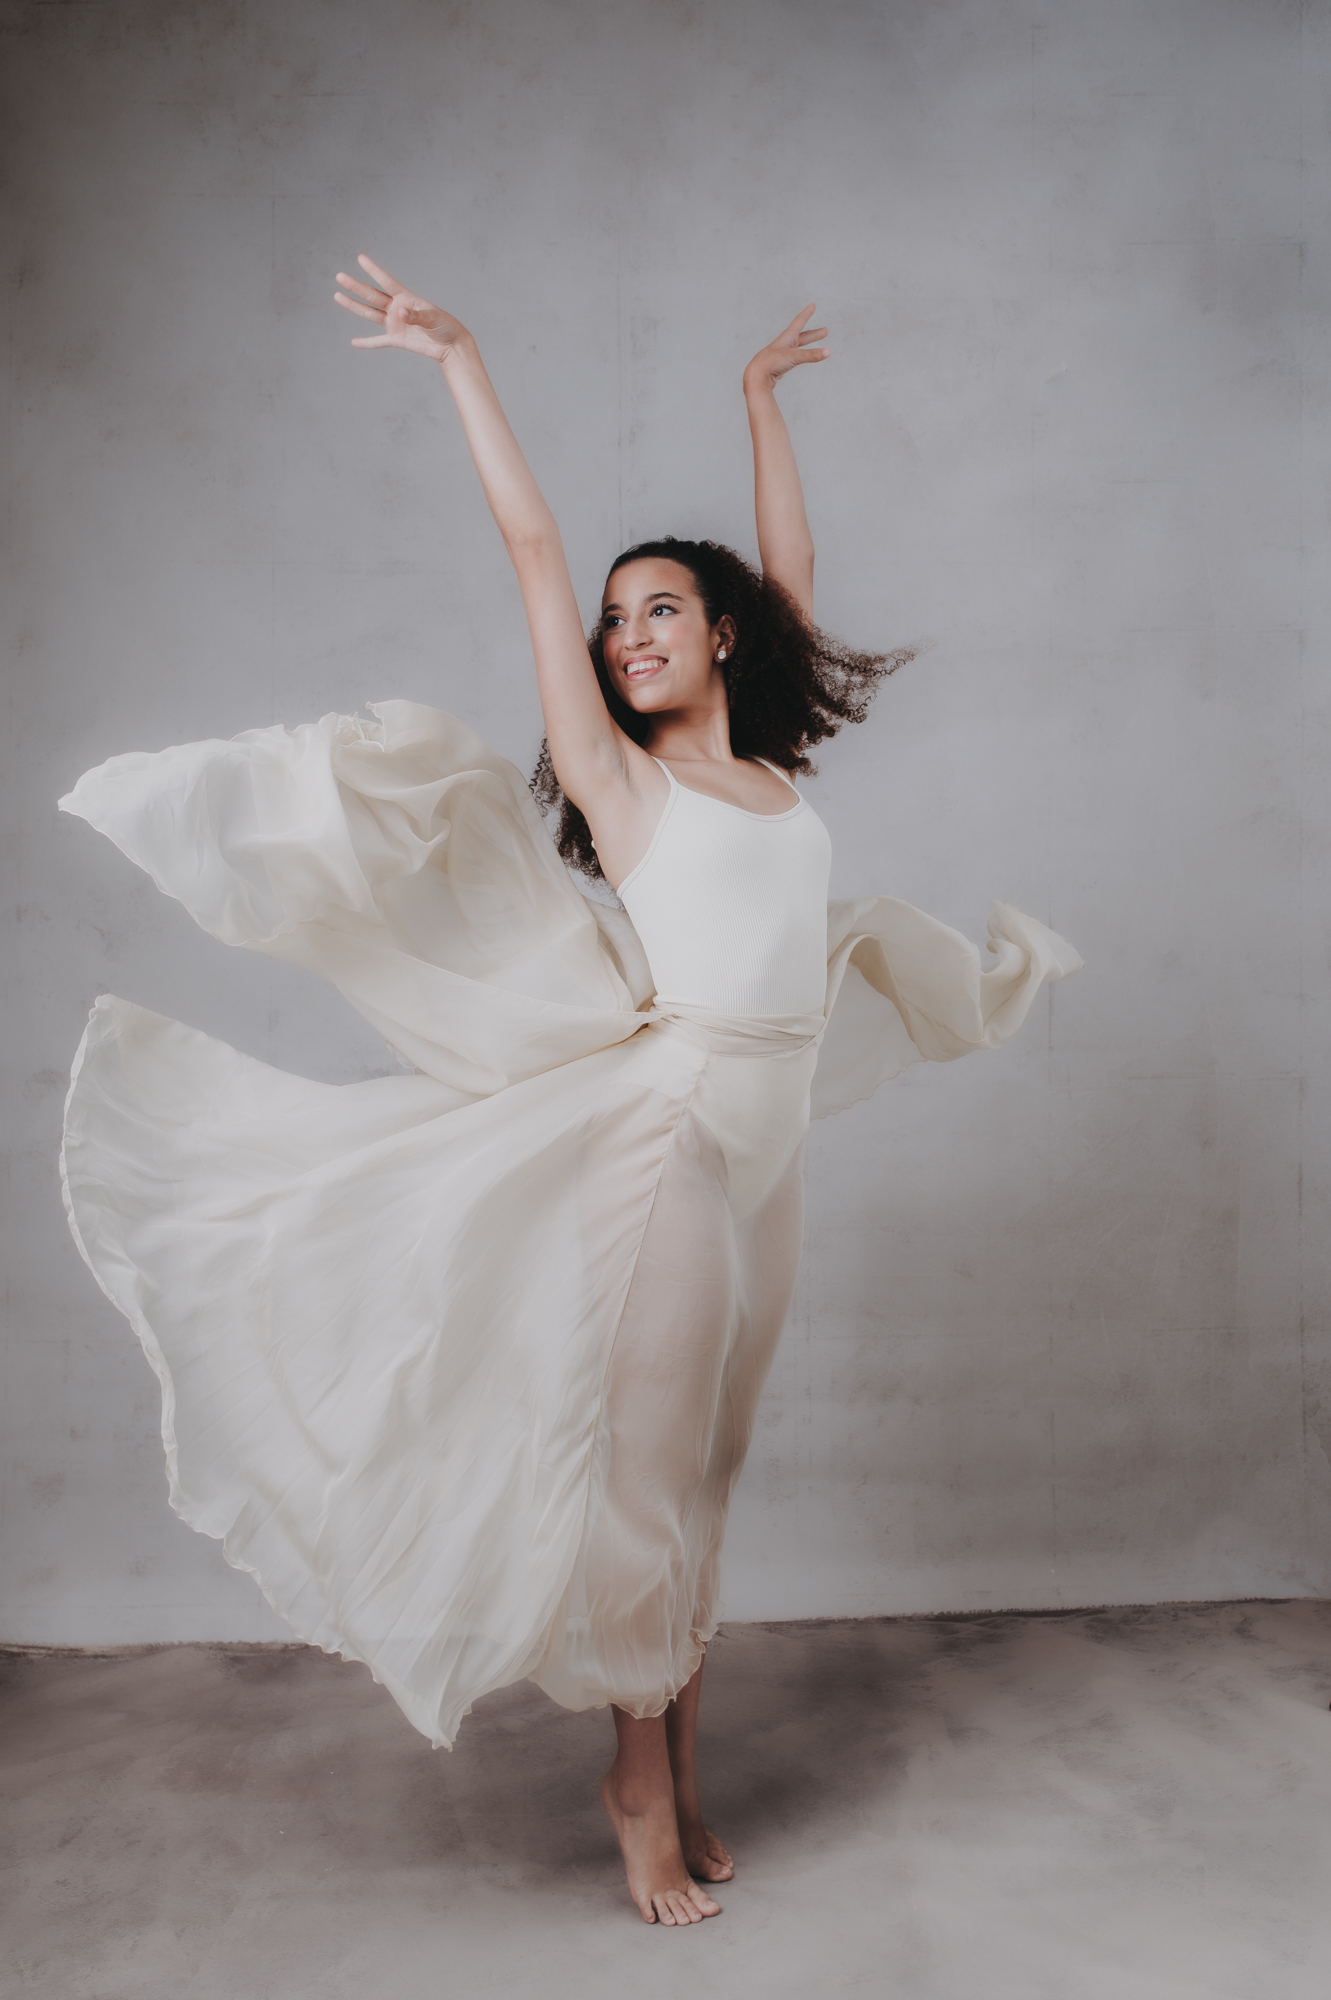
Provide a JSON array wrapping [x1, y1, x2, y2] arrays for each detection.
[[616, 759, 832, 1017]]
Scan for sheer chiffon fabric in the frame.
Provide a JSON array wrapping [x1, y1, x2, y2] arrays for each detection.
[[59, 702, 1081, 1747]]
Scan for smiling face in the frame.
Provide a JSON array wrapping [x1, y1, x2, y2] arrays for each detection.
[[599, 558, 734, 717]]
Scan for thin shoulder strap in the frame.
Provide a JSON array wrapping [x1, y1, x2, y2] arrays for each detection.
[[754, 757, 802, 798], [651, 756, 679, 794]]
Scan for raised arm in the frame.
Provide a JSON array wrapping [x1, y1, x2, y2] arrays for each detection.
[[742, 305, 829, 622], [334, 256, 630, 810]]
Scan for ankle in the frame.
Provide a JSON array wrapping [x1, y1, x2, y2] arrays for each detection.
[[606, 1761, 668, 1822], [667, 1776, 699, 1824]]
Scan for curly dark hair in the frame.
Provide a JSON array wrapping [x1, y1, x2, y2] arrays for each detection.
[[531, 537, 913, 880]]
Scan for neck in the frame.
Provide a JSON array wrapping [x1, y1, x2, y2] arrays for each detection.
[[642, 677, 735, 766]]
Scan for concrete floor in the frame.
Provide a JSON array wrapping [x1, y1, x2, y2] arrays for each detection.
[[2, 1602, 1329, 2000]]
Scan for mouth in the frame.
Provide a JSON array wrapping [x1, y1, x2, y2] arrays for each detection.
[[623, 656, 668, 682]]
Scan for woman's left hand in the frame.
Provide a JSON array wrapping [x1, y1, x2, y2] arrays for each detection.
[[743, 305, 830, 395]]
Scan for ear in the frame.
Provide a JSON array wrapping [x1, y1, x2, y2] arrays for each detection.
[[714, 614, 737, 661]]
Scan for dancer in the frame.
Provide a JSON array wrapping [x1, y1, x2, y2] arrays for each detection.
[[59, 256, 1081, 1926]]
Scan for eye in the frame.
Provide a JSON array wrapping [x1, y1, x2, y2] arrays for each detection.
[[602, 613, 622, 629], [649, 603, 674, 618]]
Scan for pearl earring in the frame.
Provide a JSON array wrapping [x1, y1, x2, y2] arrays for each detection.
[[717, 648, 727, 660]]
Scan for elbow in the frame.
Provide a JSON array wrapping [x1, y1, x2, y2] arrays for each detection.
[[504, 524, 563, 564]]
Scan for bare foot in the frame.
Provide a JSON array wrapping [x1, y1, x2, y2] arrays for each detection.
[[602, 1762, 723, 1925], [662, 1657, 733, 1884], [678, 1818, 734, 1883]]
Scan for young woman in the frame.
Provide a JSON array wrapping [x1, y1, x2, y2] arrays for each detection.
[[59, 257, 1081, 1927]]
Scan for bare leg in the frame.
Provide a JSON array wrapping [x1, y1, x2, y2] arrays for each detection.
[[602, 1706, 723, 1925], [665, 1656, 734, 1882]]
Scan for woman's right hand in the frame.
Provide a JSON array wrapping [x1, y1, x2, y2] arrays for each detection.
[[334, 254, 471, 361]]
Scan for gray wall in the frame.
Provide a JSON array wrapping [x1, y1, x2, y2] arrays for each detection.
[[4, 0, 1328, 1644]]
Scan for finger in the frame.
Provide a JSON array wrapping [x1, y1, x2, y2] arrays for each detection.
[[357, 253, 406, 295], [793, 345, 830, 363], [335, 293, 387, 324], [349, 333, 399, 348], [797, 326, 829, 343], [785, 302, 817, 337], [335, 271, 390, 306]]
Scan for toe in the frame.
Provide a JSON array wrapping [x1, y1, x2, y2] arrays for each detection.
[[687, 1835, 733, 1881], [694, 1851, 732, 1881]]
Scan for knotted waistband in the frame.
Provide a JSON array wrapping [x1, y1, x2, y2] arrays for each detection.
[[643, 1001, 825, 1059]]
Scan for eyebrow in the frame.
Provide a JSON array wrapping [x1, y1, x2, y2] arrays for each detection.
[[601, 591, 686, 614]]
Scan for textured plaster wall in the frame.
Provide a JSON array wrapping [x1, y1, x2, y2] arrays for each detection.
[[3, 0, 1328, 1643]]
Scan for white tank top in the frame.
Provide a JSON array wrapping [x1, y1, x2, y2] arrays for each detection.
[[616, 759, 832, 1017]]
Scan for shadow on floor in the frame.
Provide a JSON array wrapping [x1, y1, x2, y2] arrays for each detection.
[[3, 1601, 1330, 1999]]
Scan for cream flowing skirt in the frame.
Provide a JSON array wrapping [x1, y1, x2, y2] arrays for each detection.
[[59, 703, 1082, 1748]]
